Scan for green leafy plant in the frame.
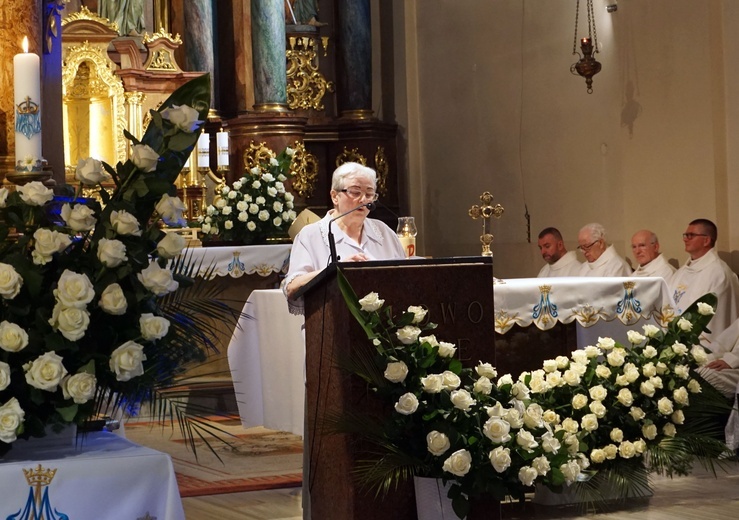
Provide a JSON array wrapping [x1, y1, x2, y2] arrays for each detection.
[[0, 74, 238, 457], [335, 269, 731, 519]]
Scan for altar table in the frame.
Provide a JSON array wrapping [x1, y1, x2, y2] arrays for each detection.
[[0, 431, 184, 520], [227, 289, 305, 436], [175, 243, 292, 279], [228, 276, 673, 433]]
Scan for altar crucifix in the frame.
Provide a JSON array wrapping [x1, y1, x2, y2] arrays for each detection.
[[468, 191, 504, 256]]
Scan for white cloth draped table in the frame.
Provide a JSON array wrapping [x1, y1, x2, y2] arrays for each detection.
[[0, 431, 184, 520], [227, 289, 305, 436], [174, 244, 292, 278]]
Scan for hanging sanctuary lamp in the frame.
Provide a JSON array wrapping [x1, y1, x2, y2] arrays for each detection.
[[571, 0, 602, 94]]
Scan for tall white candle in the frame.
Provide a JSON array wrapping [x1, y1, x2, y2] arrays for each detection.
[[216, 130, 229, 167], [14, 36, 42, 168], [197, 132, 210, 169]]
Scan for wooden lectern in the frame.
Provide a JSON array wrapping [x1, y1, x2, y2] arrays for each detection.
[[296, 257, 495, 520]]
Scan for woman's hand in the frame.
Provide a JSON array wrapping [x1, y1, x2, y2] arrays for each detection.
[[346, 253, 369, 262]]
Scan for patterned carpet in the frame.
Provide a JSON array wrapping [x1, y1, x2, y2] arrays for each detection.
[[124, 417, 303, 497]]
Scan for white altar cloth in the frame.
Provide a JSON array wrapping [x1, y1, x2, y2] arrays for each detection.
[[0, 431, 184, 520], [494, 276, 674, 334], [227, 289, 305, 436], [175, 244, 292, 278]]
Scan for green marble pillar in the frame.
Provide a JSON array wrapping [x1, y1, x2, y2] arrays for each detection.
[[251, 0, 288, 111], [184, 0, 215, 106], [337, 0, 372, 118]]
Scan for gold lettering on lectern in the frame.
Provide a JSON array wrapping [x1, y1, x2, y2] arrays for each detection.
[[437, 301, 486, 324]]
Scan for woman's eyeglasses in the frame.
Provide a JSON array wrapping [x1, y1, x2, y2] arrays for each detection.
[[340, 188, 379, 201]]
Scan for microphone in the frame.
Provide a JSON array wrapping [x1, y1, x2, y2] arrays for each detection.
[[328, 202, 376, 264]]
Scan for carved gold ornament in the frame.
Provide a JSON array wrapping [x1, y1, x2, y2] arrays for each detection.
[[243, 142, 277, 171], [62, 5, 119, 32], [143, 27, 183, 45], [288, 141, 318, 198], [335, 147, 366, 167], [374, 146, 388, 197], [286, 36, 334, 110]]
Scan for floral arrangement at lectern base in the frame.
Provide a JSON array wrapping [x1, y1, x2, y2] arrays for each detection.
[[198, 147, 298, 244], [0, 74, 232, 457], [335, 269, 729, 520]]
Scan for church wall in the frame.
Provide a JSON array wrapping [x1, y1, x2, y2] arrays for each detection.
[[394, 0, 736, 278]]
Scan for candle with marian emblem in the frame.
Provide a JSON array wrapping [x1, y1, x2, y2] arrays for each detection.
[[14, 36, 42, 171]]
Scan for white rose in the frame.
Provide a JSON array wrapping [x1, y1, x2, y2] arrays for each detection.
[[483, 417, 511, 443], [528, 375, 550, 394], [627, 330, 647, 345], [49, 304, 90, 341], [597, 337, 616, 350], [451, 389, 476, 411], [590, 448, 606, 464], [476, 362, 497, 379], [201, 222, 212, 233], [572, 394, 588, 409], [238, 212, 248, 222], [246, 221, 256, 231], [359, 292, 388, 310], [396, 325, 421, 345], [61, 203, 97, 231], [673, 386, 689, 406], [560, 460, 581, 484], [619, 441, 637, 459], [0, 263, 23, 299], [109, 340, 147, 381], [677, 318, 693, 332], [437, 341, 457, 358], [0, 321, 29, 353], [394, 392, 419, 415], [691, 345, 708, 365], [663, 423, 677, 437], [541, 431, 561, 454], [155, 194, 187, 226], [497, 374, 513, 387], [504, 408, 524, 429], [131, 143, 160, 172], [561, 417, 579, 434], [441, 371, 461, 390], [583, 345, 602, 358], [630, 406, 646, 421], [571, 350, 589, 365], [589, 385, 608, 401], [674, 364, 690, 379], [0, 361, 10, 391], [589, 401, 607, 418], [384, 361, 408, 383], [137, 262, 179, 295], [32, 228, 71, 264], [640, 381, 656, 397], [624, 363, 640, 383], [656, 397, 674, 415], [643, 345, 658, 358], [224, 220, 234, 229], [0, 188, 8, 208], [99, 283, 128, 315], [610, 428, 624, 443], [24, 351, 68, 391], [62, 372, 97, 404], [489, 446, 511, 473], [426, 431, 450, 456], [581, 413, 599, 431], [421, 374, 443, 393], [564, 434, 580, 455], [0, 397, 25, 443], [97, 238, 128, 268], [542, 410, 560, 426], [642, 324, 661, 338], [17, 181, 54, 206], [642, 423, 658, 440], [443, 449, 472, 477], [602, 444, 618, 459], [634, 439, 647, 454], [688, 379, 702, 393], [160, 104, 203, 132], [516, 430, 539, 451], [617, 388, 634, 407], [542, 359, 558, 373], [75, 157, 110, 185], [258, 210, 270, 221], [606, 347, 626, 367], [473, 376, 493, 395], [486, 402, 506, 418], [139, 313, 170, 341], [595, 365, 612, 379], [569, 362, 588, 376], [523, 404, 544, 429], [672, 342, 689, 356], [110, 210, 143, 236], [563, 369, 581, 386], [406, 305, 427, 323], [697, 302, 715, 316], [157, 232, 186, 259], [54, 270, 95, 308], [532, 455, 551, 476], [518, 466, 539, 486], [650, 376, 664, 389]]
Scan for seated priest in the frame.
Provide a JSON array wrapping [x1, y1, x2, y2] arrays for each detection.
[[577, 222, 632, 277], [668, 218, 739, 342], [536, 227, 582, 277], [630, 229, 676, 278], [282, 162, 406, 313], [698, 318, 739, 399]]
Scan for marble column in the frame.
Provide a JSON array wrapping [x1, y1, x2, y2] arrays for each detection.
[[337, 0, 373, 119], [184, 0, 215, 108], [251, 0, 289, 112], [0, 0, 43, 182]]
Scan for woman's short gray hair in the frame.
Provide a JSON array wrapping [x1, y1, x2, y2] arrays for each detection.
[[331, 162, 377, 191]]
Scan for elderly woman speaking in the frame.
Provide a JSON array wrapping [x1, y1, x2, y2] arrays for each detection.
[[283, 162, 405, 310]]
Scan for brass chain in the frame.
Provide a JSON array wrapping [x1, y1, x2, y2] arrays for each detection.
[[587, 0, 599, 53], [572, 0, 580, 55]]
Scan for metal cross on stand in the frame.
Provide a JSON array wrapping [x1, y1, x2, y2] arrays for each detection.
[[468, 191, 504, 256]]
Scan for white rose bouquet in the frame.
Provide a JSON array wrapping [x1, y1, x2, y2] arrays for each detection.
[[199, 147, 297, 244], [335, 270, 729, 520], [0, 75, 232, 457]]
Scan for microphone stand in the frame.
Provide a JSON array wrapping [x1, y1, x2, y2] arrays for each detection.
[[327, 201, 375, 264]]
